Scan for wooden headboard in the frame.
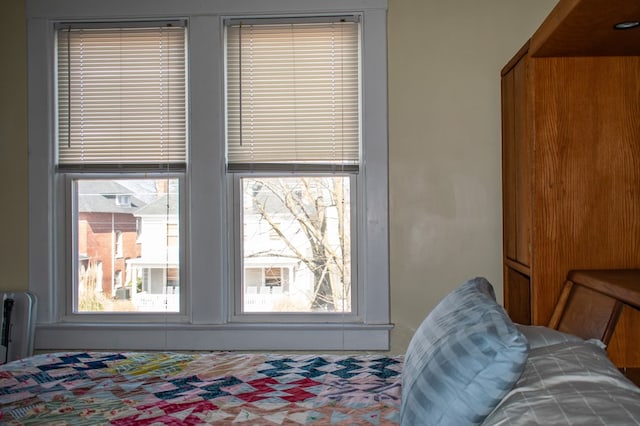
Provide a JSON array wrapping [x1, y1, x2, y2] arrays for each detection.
[[548, 270, 640, 345]]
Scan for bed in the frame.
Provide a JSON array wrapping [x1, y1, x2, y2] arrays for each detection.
[[1, 270, 639, 425], [0, 352, 403, 425]]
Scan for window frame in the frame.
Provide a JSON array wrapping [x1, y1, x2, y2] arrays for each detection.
[[27, 0, 390, 351], [114, 231, 123, 259]]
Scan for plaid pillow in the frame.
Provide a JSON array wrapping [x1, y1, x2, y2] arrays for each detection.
[[400, 277, 528, 425]]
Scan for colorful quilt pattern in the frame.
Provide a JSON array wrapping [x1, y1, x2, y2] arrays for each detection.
[[0, 352, 402, 425]]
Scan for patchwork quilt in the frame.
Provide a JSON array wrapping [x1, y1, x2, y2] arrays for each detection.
[[0, 352, 403, 425]]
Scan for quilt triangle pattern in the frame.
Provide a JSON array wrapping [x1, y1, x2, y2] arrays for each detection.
[[0, 352, 402, 425]]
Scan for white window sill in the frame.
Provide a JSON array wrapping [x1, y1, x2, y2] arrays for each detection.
[[34, 322, 393, 351]]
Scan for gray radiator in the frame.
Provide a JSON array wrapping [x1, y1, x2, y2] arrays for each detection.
[[1, 292, 37, 364]]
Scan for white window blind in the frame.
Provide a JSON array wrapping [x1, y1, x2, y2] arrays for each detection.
[[226, 18, 360, 171], [57, 23, 187, 168]]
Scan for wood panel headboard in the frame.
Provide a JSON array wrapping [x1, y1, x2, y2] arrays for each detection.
[[548, 270, 640, 345]]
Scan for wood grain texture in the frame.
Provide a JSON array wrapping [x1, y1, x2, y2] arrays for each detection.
[[505, 258, 530, 276], [531, 0, 640, 57], [531, 57, 640, 326], [501, 53, 532, 269], [563, 270, 640, 366], [548, 271, 640, 366], [502, 0, 640, 368], [504, 266, 531, 325], [513, 59, 531, 267], [555, 284, 622, 343], [609, 307, 640, 367], [548, 279, 573, 329], [567, 270, 640, 308], [502, 71, 517, 262], [502, 51, 532, 324]]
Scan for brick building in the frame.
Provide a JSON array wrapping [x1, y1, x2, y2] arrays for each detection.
[[77, 180, 146, 297]]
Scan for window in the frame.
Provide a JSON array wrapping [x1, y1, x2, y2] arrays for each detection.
[[226, 19, 358, 319], [116, 195, 131, 207], [28, 0, 389, 351], [136, 217, 143, 242], [114, 231, 123, 258], [264, 268, 283, 289], [57, 23, 186, 313]]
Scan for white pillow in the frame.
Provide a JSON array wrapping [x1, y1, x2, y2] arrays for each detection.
[[515, 324, 583, 349], [484, 341, 640, 425]]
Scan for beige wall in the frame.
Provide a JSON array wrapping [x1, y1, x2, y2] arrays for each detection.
[[0, 0, 28, 293], [0, 0, 557, 352], [387, 0, 556, 352]]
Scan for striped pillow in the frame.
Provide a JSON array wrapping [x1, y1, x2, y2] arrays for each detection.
[[400, 277, 528, 425]]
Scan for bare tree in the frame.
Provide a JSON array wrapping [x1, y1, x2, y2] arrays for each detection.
[[246, 177, 350, 311]]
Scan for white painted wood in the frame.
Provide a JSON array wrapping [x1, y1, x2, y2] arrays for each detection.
[[35, 323, 392, 351]]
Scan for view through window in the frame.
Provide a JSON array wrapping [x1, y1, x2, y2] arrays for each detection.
[[75, 178, 179, 313], [242, 176, 351, 313]]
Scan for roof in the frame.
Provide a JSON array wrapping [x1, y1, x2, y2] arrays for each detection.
[[134, 194, 179, 217], [77, 180, 147, 214]]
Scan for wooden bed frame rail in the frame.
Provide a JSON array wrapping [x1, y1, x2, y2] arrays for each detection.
[[548, 270, 640, 345]]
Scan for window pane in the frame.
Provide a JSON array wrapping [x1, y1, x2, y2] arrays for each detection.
[[242, 176, 351, 313], [76, 178, 179, 312]]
